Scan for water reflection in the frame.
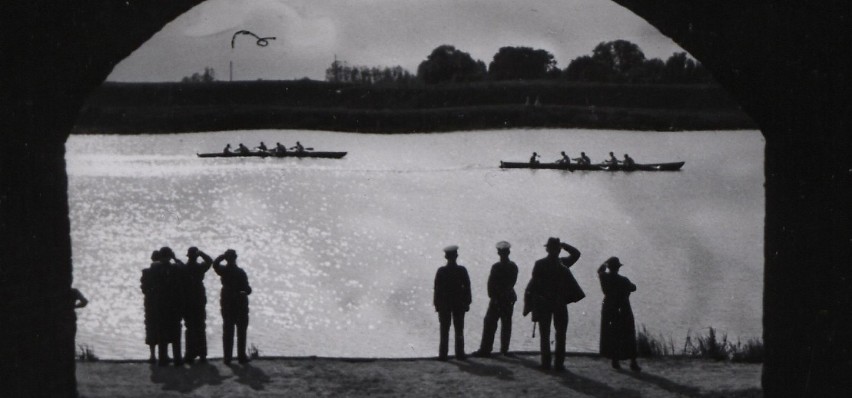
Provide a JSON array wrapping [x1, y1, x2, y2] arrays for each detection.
[[67, 129, 764, 359]]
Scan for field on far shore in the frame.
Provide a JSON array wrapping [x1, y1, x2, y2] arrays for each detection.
[[73, 80, 756, 134], [77, 354, 762, 397]]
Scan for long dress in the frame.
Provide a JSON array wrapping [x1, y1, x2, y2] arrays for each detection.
[[599, 272, 637, 360]]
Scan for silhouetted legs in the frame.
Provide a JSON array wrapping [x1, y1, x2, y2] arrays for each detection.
[[184, 304, 207, 362], [537, 306, 568, 370], [158, 335, 182, 367], [478, 300, 513, 355], [438, 310, 466, 360], [223, 312, 249, 364]]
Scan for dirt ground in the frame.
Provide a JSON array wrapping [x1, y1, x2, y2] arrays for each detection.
[[77, 353, 762, 397]]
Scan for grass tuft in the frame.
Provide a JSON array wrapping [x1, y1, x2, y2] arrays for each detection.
[[730, 338, 765, 363], [249, 344, 260, 359], [636, 326, 763, 363], [636, 325, 676, 358], [77, 344, 99, 362]]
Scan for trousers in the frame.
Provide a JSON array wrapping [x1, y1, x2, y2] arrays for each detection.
[[438, 309, 466, 359], [536, 304, 568, 368], [479, 299, 514, 353]]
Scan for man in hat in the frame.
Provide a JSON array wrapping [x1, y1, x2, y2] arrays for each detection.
[[526, 237, 582, 371], [183, 247, 213, 363], [433, 245, 472, 361], [213, 249, 252, 364], [472, 241, 519, 358]]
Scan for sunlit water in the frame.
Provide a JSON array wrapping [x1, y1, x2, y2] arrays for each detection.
[[66, 129, 764, 359]]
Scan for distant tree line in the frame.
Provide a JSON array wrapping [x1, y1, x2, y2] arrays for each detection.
[[325, 59, 416, 85], [181, 67, 217, 83], [325, 40, 713, 86]]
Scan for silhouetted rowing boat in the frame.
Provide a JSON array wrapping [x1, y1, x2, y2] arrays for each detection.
[[197, 151, 347, 159], [499, 161, 684, 171]]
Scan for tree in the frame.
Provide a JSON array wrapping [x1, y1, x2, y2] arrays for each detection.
[[591, 40, 647, 81], [487, 46, 557, 80], [563, 55, 614, 82], [181, 67, 216, 83], [627, 58, 665, 84], [662, 52, 714, 84], [416, 45, 486, 84]]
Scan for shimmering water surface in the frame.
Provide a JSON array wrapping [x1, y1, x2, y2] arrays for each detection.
[[66, 129, 764, 359]]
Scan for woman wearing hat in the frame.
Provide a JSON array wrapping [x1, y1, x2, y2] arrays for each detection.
[[598, 257, 641, 371]]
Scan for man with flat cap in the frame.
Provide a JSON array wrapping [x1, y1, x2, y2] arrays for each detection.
[[472, 241, 518, 357], [213, 249, 252, 364], [524, 237, 584, 371], [433, 245, 472, 361]]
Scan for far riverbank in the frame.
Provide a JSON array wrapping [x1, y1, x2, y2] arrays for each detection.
[[73, 80, 757, 134]]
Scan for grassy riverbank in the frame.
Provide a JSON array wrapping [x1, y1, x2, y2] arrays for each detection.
[[73, 80, 756, 134]]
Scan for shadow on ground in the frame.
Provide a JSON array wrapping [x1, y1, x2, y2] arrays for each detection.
[[227, 363, 271, 390], [149, 362, 229, 393]]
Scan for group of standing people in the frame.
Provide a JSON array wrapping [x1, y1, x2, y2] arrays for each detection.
[[141, 247, 252, 366], [433, 237, 641, 372]]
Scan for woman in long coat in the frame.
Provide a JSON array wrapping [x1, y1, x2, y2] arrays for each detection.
[[598, 256, 641, 371], [141, 250, 162, 363]]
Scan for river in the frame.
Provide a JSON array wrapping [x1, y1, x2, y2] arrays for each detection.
[[66, 128, 764, 359]]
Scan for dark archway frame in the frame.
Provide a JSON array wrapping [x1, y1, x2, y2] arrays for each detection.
[[1, 1, 850, 396]]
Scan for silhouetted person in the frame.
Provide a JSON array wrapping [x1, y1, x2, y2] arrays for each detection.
[[573, 152, 591, 165], [223, 144, 232, 154], [291, 141, 305, 152], [183, 247, 213, 364], [605, 151, 619, 165], [257, 141, 267, 152], [157, 246, 187, 367], [530, 152, 540, 164], [141, 250, 164, 363], [213, 249, 252, 364], [472, 241, 518, 357], [237, 143, 251, 154], [275, 142, 287, 154], [433, 245, 471, 361], [598, 257, 641, 372], [525, 237, 583, 371], [623, 154, 635, 168], [557, 151, 571, 165]]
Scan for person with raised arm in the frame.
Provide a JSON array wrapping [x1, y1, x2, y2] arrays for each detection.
[[523, 237, 584, 371], [183, 247, 213, 363], [598, 257, 641, 372], [213, 249, 252, 364]]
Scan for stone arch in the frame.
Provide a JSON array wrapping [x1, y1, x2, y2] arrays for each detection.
[[1, 1, 850, 396]]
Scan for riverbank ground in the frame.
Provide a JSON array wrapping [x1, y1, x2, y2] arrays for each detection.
[[77, 353, 761, 397]]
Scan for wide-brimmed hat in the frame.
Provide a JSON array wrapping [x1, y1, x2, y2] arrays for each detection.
[[224, 249, 237, 259], [544, 237, 561, 248], [443, 245, 459, 253]]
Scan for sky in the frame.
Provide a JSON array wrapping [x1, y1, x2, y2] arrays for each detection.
[[107, 0, 685, 82]]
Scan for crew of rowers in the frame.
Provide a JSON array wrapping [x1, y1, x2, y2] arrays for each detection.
[[530, 151, 634, 167], [223, 141, 305, 155]]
